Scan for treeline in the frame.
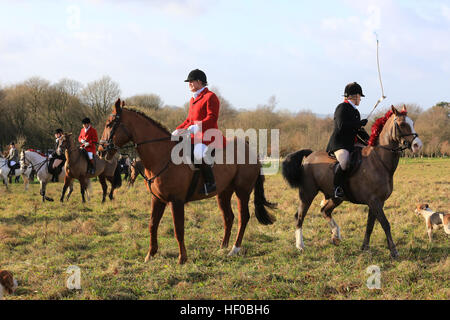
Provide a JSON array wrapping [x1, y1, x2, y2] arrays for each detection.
[[0, 76, 449, 157]]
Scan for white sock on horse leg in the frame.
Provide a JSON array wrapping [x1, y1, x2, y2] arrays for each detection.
[[295, 228, 304, 250], [329, 219, 341, 239], [228, 245, 241, 256]]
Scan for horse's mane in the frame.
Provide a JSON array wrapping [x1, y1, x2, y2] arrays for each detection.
[[368, 109, 407, 146], [123, 107, 171, 135], [26, 149, 47, 158]]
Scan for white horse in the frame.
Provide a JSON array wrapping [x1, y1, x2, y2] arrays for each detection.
[[0, 156, 31, 190], [20, 150, 78, 202]]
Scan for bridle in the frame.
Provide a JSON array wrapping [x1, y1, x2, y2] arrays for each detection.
[[100, 109, 173, 202], [380, 115, 419, 153], [21, 151, 48, 173], [99, 111, 171, 153]]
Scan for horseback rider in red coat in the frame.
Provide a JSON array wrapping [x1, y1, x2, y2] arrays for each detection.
[[172, 69, 224, 195], [78, 117, 98, 175]]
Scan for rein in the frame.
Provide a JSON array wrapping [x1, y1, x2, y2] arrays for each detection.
[[22, 152, 48, 173]]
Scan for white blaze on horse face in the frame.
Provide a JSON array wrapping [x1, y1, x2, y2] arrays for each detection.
[[295, 228, 304, 250], [405, 116, 423, 153]]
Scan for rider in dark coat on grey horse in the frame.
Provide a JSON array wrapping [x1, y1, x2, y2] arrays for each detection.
[[326, 82, 370, 199]]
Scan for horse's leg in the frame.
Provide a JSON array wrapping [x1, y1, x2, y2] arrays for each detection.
[[295, 189, 317, 251], [60, 175, 72, 202], [361, 208, 377, 251], [99, 176, 108, 203], [144, 196, 167, 263], [320, 198, 343, 245], [79, 177, 87, 203], [170, 200, 188, 264], [369, 201, 398, 258], [216, 186, 234, 249], [107, 177, 114, 200], [40, 181, 47, 202], [228, 190, 250, 256], [66, 181, 74, 201]]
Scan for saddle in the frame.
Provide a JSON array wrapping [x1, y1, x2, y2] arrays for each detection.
[[7, 161, 20, 176], [328, 147, 362, 178], [328, 148, 363, 204], [48, 157, 65, 180], [185, 144, 216, 202]]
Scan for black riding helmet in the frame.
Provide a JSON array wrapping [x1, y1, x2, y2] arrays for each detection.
[[55, 128, 63, 134], [184, 69, 207, 85], [82, 117, 91, 124], [344, 82, 365, 97]]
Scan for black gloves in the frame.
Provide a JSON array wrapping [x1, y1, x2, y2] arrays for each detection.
[[360, 119, 368, 126]]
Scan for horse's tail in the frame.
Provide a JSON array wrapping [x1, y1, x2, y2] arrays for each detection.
[[254, 174, 277, 225], [282, 149, 313, 188], [113, 164, 122, 189]]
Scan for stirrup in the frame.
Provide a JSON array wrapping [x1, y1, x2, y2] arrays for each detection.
[[334, 186, 344, 199], [201, 182, 216, 195]]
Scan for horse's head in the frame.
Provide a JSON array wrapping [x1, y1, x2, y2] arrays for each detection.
[[57, 133, 72, 156], [99, 98, 131, 161], [391, 105, 423, 153]]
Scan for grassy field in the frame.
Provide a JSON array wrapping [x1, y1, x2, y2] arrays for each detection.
[[0, 158, 448, 300]]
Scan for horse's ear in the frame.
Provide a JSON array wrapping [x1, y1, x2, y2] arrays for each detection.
[[401, 104, 407, 113], [391, 105, 399, 116], [121, 100, 125, 107], [114, 98, 122, 113]]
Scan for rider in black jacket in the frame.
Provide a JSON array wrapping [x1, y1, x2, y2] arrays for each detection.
[[326, 82, 369, 199]]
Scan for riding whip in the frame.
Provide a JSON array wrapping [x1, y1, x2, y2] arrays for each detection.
[[367, 33, 386, 119]]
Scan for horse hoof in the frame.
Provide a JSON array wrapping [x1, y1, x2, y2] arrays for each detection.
[[361, 244, 370, 251], [144, 253, 151, 263], [227, 245, 241, 256], [45, 197, 54, 202], [390, 250, 399, 259], [178, 256, 188, 264], [332, 237, 341, 246]]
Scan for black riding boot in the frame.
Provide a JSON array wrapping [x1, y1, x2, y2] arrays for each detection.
[[333, 164, 346, 199], [88, 159, 96, 175], [199, 163, 216, 195]]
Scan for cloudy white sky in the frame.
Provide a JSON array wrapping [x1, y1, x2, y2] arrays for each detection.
[[1, 0, 449, 114]]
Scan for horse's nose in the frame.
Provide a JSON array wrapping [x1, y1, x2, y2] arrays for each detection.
[[412, 137, 423, 153]]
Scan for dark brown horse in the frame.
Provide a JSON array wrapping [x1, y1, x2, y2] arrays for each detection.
[[282, 106, 423, 258], [57, 133, 122, 203], [98, 99, 276, 264]]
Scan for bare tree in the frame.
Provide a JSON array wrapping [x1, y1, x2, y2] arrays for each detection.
[[126, 94, 164, 110], [81, 76, 121, 123]]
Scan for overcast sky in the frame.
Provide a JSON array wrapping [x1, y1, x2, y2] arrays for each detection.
[[1, 0, 449, 115]]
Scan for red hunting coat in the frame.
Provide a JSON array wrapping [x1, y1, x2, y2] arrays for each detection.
[[78, 126, 98, 154], [176, 88, 226, 147]]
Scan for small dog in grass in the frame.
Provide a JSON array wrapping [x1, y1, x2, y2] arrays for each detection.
[[0, 270, 18, 299], [415, 203, 450, 242]]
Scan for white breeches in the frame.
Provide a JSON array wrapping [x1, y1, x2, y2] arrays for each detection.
[[87, 152, 94, 160], [9, 160, 16, 166], [334, 149, 350, 171], [193, 143, 208, 161]]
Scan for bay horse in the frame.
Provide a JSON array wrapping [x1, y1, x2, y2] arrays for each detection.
[[282, 105, 423, 258], [56, 133, 122, 203], [20, 149, 74, 202], [98, 99, 276, 264], [0, 155, 31, 191]]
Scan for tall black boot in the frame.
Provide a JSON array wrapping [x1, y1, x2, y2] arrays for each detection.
[[89, 159, 96, 175], [333, 164, 346, 199], [199, 163, 216, 195]]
